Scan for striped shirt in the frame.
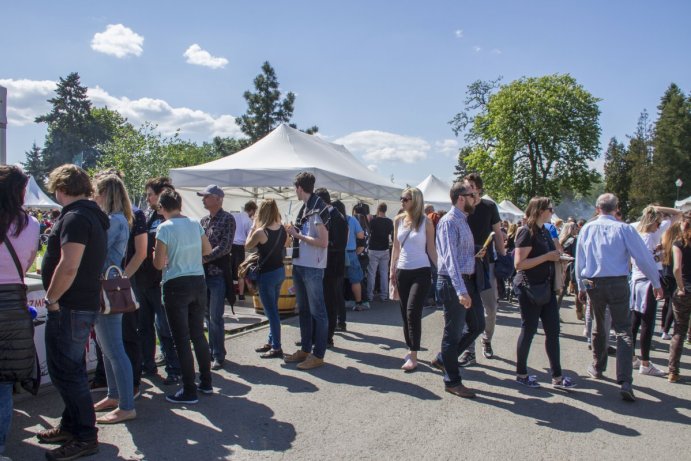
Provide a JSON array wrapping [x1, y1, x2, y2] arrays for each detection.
[[436, 206, 475, 296]]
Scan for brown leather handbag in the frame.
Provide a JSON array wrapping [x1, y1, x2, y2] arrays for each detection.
[[100, 265, 139, 314]]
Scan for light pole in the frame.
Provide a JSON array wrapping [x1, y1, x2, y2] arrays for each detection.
[[676, 178, 683, 203], [0, 85, 7, 165]]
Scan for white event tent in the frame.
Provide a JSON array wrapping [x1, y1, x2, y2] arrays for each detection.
[[24, 175, 61, 209], [416, 174, 452, 211], [675, 195, 691, 212], [498, 199, 524, 222], [170, 124, 402, 220]]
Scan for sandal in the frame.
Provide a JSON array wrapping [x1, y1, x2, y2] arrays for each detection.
[[255, 344, 272, 353], [93, 398, 119, 412], [96, 409, 137, 424], [260, 349, 284, 359]]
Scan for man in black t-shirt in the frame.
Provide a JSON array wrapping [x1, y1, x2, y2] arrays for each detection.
[[459, 173, 506, 366], [38, 165, 109, 458], [367, 202, 394, 302]]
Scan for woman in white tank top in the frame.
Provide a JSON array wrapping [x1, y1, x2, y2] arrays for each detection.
[[389, 187, 437, 371]]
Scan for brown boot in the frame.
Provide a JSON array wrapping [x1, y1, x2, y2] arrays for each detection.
[[445, 384, 477, 398], [283, 350, 309, 363], [296, 354, 325, 370]]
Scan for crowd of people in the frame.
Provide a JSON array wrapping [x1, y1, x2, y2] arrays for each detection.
[[0, 163, 690, 460]]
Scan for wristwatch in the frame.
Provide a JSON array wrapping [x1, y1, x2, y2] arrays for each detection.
[[43, 297, 57, 308]]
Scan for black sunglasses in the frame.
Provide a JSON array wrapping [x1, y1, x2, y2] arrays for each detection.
[[461, 193, 476, 198], [545, 207, 554, 212], [400, 196, 411, 203]]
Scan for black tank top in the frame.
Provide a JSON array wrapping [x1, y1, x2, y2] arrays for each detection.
[[258, 226, 287, 273]]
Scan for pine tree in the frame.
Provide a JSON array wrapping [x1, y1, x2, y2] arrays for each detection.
[[603, 137, 630, 218], [651, 83, 691, 206], [22, 142, 45, 184], [626, 111, 654, 218]]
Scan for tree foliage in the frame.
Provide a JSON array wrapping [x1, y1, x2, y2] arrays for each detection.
[[34, 72, 110, 175], [236, 61, 317, 143], [603, 137, 630, 218], [22, 142, 44, 184], [626, 111, 654, 218], [450, 74, 602, 207]]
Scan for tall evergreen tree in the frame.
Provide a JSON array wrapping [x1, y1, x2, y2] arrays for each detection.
[[34, 72, 106, 175], [626, 111, 654, 218], [651, 83, 691, 206], [22, 142, 45, 184], [603, 137, 630, 218]]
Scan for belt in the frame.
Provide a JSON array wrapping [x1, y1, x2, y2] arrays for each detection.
[[462, 274, 475, 281]]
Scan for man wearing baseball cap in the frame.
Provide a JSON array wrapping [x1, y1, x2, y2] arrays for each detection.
[[198, 185, 235, 370]]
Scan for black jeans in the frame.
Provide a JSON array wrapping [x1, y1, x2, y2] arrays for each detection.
[[631, 285, 657, 361], [324, 274, 345, 342], [396, 267, 432, 351], [45, 308, 99, 441], [516, 289, 562, 378], [94, 310, 142, 387], [162, 276, 212, 396], [437, 274, 483, 387]]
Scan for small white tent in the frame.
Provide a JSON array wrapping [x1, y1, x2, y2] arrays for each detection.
[[416, 174, 452, 211], [675, 195, 691, 212], [24, 175, 61, 209], [170, 124, 402, 220], [498, 199, 524, 222]]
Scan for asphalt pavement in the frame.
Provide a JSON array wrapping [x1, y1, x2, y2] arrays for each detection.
[[6, 295, 690, 460]]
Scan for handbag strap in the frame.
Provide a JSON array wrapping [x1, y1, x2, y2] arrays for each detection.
[[258, 227, 284, 271], [2, 236, 25, 281]]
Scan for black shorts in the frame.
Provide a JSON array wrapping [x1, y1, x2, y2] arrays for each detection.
[[230, 244, 245, 280]]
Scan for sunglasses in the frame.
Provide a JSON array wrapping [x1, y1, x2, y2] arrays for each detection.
[[461, 193, 477, 198], [545, 207, 554, 213], [400, 196, 412, 203]]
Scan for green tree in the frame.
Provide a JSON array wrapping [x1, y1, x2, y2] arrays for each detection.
[[450, 74, 601, 206], [35, 72, 107, 174], [626, 110, 654, 218], [236, 61, 317, 142], [603, 137, 630, 218], [454, 146, 471, 181], [651, 83, 691, 206], [22, 142, 45, 185], [204, 136, 248, 157]]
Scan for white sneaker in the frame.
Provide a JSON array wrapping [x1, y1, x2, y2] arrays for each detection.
[[661, 331, 672, 340], [639, 362, 667, 377], [632, 358, 642, 369]]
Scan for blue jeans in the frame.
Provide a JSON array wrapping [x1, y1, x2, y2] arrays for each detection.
[[94, 313, 134, 411], [0, 382, 12, 454], [437, 274, 483, 387], [257, 266, 286, 350], [205, 275, 227, 362], [133, 281, 180, 376], [45, 308, 99, 441], [293, 265, 328, 359]]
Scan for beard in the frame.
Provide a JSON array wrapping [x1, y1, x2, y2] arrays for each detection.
[[464, 201, 475, 215]]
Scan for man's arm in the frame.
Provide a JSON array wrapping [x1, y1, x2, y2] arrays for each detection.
[[123, 233, 147, 278], [153, 239, 167, 271], [203, 214, 234, 263], [492, 221, 506, 256], [45, 242, 85, 311]]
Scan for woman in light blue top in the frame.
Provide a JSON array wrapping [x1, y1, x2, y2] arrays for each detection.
[[91, 174, 136, 424], [153, 189, 213, 404]]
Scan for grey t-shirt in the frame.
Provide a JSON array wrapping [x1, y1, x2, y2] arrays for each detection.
[[293, 213, 327, 269]]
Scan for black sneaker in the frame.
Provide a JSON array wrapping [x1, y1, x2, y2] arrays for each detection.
[[238, 294, 246, 301], [458, 352, 476, 368], [620, 382, 636, 402], [46, 438, 98, 461], [335, 323, 347, 332], [166, 389, 199, 404], [211, 359, 224, 371], [163, 374, 181, 385], [482, 341, 494, 359], [197, 383, 214, 395]]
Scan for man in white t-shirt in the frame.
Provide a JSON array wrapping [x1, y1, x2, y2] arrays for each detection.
[[231, 201, 257, 300]]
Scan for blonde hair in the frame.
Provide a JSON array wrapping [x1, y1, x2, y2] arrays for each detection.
[[94, 174, 133, 227], [395, 187, 425, 229], [661, 222, 683, 266], [636, 206, 661, 234], [255, 199, 281, 229], [559, 222, 577, 245]]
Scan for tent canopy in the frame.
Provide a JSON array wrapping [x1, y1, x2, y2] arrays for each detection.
[[170, 124, 401, 200], [416, 174, 451, 211], [676, 195, 691, 211], [498, 200, 523, 217], [24, 175, 61, 209]]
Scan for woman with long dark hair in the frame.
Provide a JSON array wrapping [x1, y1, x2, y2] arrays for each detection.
[[246, 199, 287, 358], [0, 165, 40, 458], [390, 187, 437, 372], [513, 197, 575, 389], [668, 212, 691, 383]]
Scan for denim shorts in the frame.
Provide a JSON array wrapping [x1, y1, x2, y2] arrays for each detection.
[[346, 251, 364, 284]]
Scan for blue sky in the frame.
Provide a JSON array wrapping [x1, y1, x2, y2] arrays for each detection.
[[2, 0, 690, 187]]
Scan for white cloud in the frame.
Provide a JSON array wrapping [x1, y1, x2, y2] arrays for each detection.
[[473, 46, 482, 53], [335, 130, 430, 164], [0, 78, 243, 139], [367, 164, 379, 172], [454, 29, 463, 38], [183, 44, 228, 69], [91, 24, 144, 58], [491, 48, 502, 54], [435, 139, 459, 156]]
